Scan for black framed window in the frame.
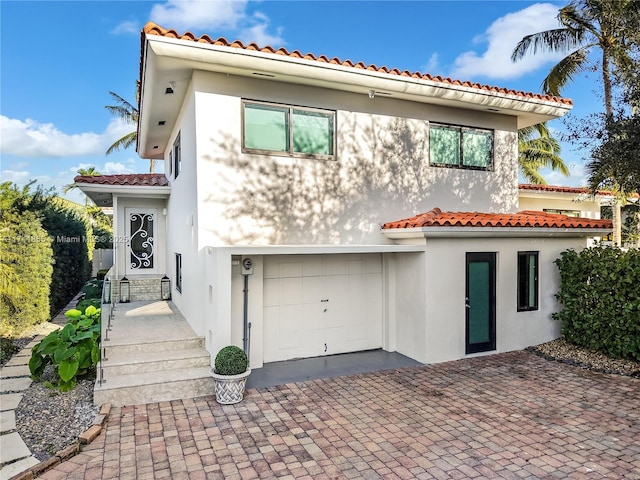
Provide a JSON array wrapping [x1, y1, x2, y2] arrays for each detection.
[[430, 124, 493, 170], [175, 253, 182, 293], [517, 251, 538, 311], [242, 100, 335, 160], [173, 133, 181, 178]]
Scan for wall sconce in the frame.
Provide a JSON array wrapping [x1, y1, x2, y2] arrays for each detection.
[[161, 275, 171, 300], [165, 82, 175, 94], [368, 90, 375, 99], [120, 276, 130, 303]]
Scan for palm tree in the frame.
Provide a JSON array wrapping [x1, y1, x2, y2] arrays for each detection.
[[518, 123, 569, 185], [64, 166, 101, 205], [512, 0, 637, 117], [512, 0, 639, 244], [105, 81, 155, 173]]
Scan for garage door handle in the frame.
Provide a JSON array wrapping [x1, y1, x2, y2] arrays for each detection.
[[324, 343, 327, 352], [321, 299, 329, 302]]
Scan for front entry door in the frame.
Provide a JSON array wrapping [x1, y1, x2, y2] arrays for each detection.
[[125, 208, 157, 274], [465, 252, 496, 354]]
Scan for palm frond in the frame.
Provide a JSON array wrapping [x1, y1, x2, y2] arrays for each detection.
[[542, 47, 591, 96], [512, 28, 582, 62], [105, 132, 137, 155]]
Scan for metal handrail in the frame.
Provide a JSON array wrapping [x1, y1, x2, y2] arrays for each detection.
[[98, 267, 116, 386]]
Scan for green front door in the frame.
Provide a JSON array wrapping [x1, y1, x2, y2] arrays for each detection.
[[465, 252, 496, 354]]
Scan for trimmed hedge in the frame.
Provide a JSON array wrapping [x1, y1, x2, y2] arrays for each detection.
[[553, 246, 640, 360]]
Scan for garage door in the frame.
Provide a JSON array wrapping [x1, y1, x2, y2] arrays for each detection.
[[263, 254, 383, 363]]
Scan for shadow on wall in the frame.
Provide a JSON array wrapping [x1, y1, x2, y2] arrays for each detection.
[[203, 115, 517, 245]]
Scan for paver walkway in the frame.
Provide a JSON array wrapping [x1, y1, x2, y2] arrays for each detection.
[[0, 294, 81, 480], [36, 350, 640, 480]]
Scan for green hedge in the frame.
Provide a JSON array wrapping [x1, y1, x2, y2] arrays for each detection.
[[0, 184, 53, 337], [553, 246, 640, 360]]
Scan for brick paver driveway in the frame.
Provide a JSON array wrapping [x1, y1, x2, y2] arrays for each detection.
[[40, 351, 639, 479]]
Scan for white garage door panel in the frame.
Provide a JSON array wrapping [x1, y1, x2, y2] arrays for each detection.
[[263, 254, 383, 362]]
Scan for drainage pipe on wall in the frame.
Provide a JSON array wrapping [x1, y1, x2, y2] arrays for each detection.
[[242, 274, 251, 358]]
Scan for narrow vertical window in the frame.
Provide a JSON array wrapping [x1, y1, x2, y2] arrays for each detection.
[[517, 251, 538, 311], [175, 253, 182, 293], [173, 133, 181, 179]]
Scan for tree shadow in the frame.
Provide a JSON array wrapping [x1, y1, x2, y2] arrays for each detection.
[[203, 114, 516, 244]]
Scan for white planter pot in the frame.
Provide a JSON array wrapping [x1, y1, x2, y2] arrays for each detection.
[[211, 369, 251, 404]]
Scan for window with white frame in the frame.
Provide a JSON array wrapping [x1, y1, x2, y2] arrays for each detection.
[[242, 100, 335, 159], [173, 133, 181, 178], [175, 253, 182, 293], [517, 251, 538, 311], [429, 124, 493, 170]]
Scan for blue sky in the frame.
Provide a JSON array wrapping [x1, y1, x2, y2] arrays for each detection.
[[1, 0, 607, 204]]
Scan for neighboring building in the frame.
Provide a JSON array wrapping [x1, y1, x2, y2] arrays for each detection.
[[76, 22, 611, 372], [519, 184, 638, 247]]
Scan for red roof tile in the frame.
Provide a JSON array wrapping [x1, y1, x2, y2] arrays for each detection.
[[519, 183, 639, 199], [142, 22, 572, 107], [382, 208, 612, 230], [74, 174, 169, 187]]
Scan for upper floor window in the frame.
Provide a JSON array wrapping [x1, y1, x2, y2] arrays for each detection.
[[429, 124, 493, 170], [242, 100, 335, 160], [517, 251, 538, 311], [173, 133, 181, 178]]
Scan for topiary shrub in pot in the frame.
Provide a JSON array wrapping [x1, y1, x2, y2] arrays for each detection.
[[211, 345, 251, 404]]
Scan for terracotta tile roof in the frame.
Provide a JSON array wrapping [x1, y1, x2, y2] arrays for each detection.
[[73, 174, 169, 187], [142, 22, 572, 107], [519, 183, 639, 199], [382, 208, 612, 230]]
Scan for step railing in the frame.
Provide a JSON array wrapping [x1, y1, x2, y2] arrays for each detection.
[[98, 267, 116, 386]]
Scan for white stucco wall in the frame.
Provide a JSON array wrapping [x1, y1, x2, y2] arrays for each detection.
[[190, 70, 519, 247], [415, 236, 587, 364]]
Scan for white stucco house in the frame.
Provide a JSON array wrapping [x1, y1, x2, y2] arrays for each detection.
[[77, 22, 611, 373]]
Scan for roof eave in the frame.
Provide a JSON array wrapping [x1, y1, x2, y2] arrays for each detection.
[[138, 34, 572, 157], [382, 226, 611, 239], [76, 183, 171, 208]]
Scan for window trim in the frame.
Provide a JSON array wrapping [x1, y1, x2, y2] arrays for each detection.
[[429, 123, 493, 171], [241, 100, 336, 160], [173, 132, 181, 179], [517, 251, 539, 312], [175, 253, 182, 293]]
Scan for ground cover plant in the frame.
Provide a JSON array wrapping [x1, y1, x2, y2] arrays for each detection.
[[29, 304, 101, 392]]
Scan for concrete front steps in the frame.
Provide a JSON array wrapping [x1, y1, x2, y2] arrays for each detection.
[[95, 300, 215, 407]]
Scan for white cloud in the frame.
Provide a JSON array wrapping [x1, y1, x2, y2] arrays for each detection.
[[238, 14, 284, 46], [0, 116, 133, 158], [449, 3, 566, 81], [103, 161, 135, 174], [149, 0, 284, 46], [111, 20, 140, 35], [150, 0, 249, 31], [1, 169, 31, 184], [421, 53, 440, 74]]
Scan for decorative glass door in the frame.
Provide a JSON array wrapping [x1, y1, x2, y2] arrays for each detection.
[[125, 209, 156, 274]]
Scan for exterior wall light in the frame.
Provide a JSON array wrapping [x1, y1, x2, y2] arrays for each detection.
[[120, 276, 130, 303], [161, 275, 171, 300]]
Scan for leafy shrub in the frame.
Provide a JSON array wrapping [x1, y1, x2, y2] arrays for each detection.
[[81, 279, 102, 300], [214, 346, 248, 375], [0, 182, 53, 337], [96, 269, 109, 281], [76, 298, 102, 312], [553, 246, 640, 360], [29, 305, 101, 392]]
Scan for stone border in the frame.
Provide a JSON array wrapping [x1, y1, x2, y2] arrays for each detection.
[[8, 403, 111, 480]]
